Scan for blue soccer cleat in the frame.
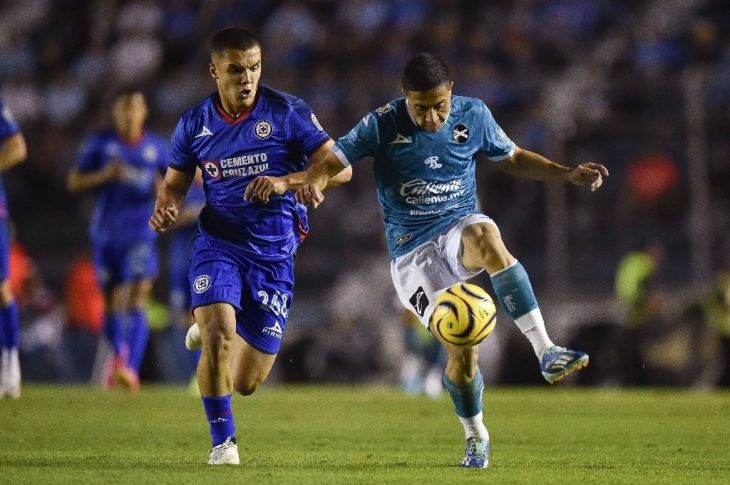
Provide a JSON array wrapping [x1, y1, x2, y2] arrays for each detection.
[[460, 437, 490, 468], [540, 346, 589, 384]]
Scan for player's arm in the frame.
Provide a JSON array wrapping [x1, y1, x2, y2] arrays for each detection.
[[0, 133, 27, 172], [244, 142, 350, 205], [496, 147, 609, 192], [149, 167, 195, 233], [67, 160, 124, 193]]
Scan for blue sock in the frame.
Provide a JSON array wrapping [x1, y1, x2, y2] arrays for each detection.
[[202, 395, 236, 446], [442, 370, 484, 418], [103, 312, 124, 356], [0, 301, 20, 349], [490, 261, 538, 320], [126, 309, 150, 372]]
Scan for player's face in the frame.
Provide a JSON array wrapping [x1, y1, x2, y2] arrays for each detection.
[[405, 82, 453, 132], [210, 47, 262, 113], [112, 93, 147, 139]]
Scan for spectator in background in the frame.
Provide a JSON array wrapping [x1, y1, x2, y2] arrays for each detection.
[[0, 99, 27, 399], [702, 264, 730, 386], [67, 88, 169, 391], [400, 308, 447, 397]]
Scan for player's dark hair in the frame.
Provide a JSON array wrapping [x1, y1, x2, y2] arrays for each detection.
[[211, 27, 260, 56], [402, 53, 451, 92]]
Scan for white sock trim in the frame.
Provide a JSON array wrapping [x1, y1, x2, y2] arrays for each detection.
[[458, 411, 489, 441], [515, 309, 554, 358]]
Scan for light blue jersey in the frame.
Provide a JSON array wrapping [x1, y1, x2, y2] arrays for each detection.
[[333, 95, 515, 259]]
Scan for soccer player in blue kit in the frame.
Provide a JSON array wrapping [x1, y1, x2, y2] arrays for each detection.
[[0, 99, 27, 399], [149, 28, 351, 465], [68, 89, 169, 391], [247, 53, 609, 468]]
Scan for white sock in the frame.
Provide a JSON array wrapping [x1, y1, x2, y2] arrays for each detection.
[[458, 411, 489, 441], [514, 308, 554, 359]]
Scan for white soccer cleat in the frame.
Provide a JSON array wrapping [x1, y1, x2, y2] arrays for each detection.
[[208, 437, 239, 465], [185, 322, 202, 351]]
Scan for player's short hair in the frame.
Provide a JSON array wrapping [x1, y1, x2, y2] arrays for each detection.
[[211, 27, 260, 56], [402, 53, 451, 92]]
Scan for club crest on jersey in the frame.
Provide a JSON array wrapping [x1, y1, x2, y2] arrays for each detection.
[[310, 113, 323, 131], [452, 124, 469, 143], [203, 160, 221, 179], [424, 156, 442, 169], [143, 145, 158, 162], [193, 275, 211, 294], [254, 119, 273, 140], [375, 104, 392, 115]]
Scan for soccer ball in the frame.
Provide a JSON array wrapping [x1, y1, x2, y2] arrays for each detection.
[[429, 283, 497, 346]]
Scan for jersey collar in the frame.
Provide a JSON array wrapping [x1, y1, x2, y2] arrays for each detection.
[[214, 90, 260, 125]]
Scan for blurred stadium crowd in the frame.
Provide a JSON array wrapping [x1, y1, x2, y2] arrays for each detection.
[[1, 0, 729, 388]]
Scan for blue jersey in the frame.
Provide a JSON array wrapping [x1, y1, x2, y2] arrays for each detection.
[[169, 86, 330, 259], [75, 131, 169, 244], [333, 95, 516, 259], [0, 100, 21, 219]]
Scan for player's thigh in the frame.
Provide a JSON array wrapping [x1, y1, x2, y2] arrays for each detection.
[[129, 278, 154, 308], [460, 220, 514, 273], [193, 302, 237, 344], [229, 337, 277, 396]]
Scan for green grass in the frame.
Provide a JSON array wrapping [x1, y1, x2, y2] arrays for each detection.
[[1, 385, 729, 484]]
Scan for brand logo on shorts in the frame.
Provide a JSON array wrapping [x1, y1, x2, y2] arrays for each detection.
[[262, 321, 283, 339], [409, 286, 429, 317], [395, 233, 412, 245], [254, 119, 273, 140], [193, 275, 212, 294]]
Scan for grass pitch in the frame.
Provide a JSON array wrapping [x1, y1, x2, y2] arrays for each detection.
[[1, 385, 728, 484]]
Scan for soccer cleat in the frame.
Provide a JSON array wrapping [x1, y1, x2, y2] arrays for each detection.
[[116, 366, 140, 392], [540, 346, 589, 384], [460, 437, 490, 468], [208, 437, 240, 465], [185, 322, 202, 351]]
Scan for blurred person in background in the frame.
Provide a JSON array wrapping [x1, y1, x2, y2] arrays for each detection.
[[399, 308, 447, 397], [247, 52, 609, 469], [149, 28, 351, 466], [67, 88, 169, 392], [702, 264, 730, 386], [0, 99, 27, 399]]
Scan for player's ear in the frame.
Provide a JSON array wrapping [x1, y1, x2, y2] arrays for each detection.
[[209, 63, 218, 80]]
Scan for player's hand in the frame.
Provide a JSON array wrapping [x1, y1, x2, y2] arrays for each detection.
[[105, 160, 124, 183], [244, 176, 288, 203], [295, 184, 325, 209], [148, 204, 179, 233], [566, 162, 609, 192]]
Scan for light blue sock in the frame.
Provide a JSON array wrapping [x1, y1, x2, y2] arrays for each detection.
[[442, 370, 484, 418]]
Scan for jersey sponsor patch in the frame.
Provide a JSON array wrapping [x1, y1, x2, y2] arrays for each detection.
[[409, 286, 429, 317], [193, 274, 212, 294], [203, 160, 221, 179], [254, 119, 273, 140], [375, 104, 392, 115], [452, 124, 469, 143], [423, 156, 442, 169]]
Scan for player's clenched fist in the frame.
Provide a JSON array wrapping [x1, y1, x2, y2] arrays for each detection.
[[244, 175, 288, 203], [566, 162, 609, 192], [295, 184, 325, 209], [149, 204, 179, 232]]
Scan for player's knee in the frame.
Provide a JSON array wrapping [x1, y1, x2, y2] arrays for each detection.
[[201, 324, 235, 357], [233, 376, 263, 396]]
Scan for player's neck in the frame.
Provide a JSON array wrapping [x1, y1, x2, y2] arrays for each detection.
[[116, 127, 144, 145], [218, 92, 257, 120]]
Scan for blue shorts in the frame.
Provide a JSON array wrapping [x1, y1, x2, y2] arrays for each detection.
[[93, 238, 159, 289], [189, 230, 295, 355], [0, 219, 8, 281]]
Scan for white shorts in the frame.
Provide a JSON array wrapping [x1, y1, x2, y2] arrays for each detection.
[[390, 214, 498, 328]]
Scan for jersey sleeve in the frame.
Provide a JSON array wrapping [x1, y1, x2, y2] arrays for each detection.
[[477, 101, 516, 161], [169, 115, 197, 172], [0, 102, 20, 141], [332, 112, 380, 167], [75, 136, 103, 172], [287, 98, 331, 156]]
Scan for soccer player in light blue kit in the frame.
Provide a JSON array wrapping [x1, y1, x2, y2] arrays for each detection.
[[0, 99, 27, 399], [68, 89, 169, 391], [247, 53, 609, 468], [149, 28, 351, 465]]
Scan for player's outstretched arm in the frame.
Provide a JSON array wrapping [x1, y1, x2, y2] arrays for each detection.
[[244, 142, 350, 207], [0, 133, 27, 172], [149, 167, 195, 233], [496, 147, 609, 192], [67, 160, 124, 193]]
